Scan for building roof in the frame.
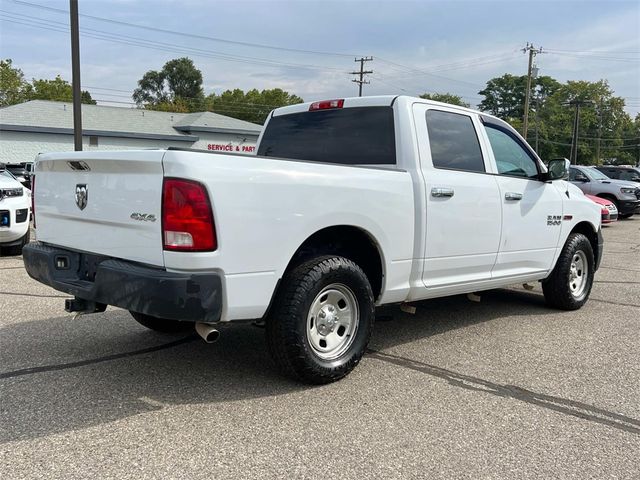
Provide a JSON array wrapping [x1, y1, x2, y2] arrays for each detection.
[[0, 100, 262, 141], [173, 111, 263, 135]]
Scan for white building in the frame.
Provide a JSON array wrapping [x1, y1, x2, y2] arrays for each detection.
[[0, 100, 263, 163]]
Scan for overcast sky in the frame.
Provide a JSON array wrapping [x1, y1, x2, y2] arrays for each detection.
[[1, 0, 639, 115]]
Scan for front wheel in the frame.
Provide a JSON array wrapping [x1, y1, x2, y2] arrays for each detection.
[[130, 311, 192, 333], [542, 233, 595, 310], [4, 229, 30, 256], [266, 256, 375, 384]]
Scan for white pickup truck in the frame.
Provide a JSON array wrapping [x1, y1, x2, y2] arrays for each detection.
[[24, 95, 602, 383]]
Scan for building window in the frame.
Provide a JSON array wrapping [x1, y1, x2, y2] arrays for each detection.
[[89, 136, 98, 146]]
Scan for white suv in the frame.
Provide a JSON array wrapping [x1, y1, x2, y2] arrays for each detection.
[[0, 168, 31, 255]]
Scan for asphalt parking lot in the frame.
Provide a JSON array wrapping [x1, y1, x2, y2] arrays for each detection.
[[1, 220, 639, 479]]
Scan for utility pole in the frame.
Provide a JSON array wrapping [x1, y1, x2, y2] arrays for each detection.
[[565, 99, 594, 164], [534, 95, 540, 154], [351, 57, 373, 97], [70, 0, 82, 151], [596, 101, 607, 165], [522, 43, 543, 140]]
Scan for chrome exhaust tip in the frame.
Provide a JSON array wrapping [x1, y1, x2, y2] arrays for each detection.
[[195, 322, 220, 343]]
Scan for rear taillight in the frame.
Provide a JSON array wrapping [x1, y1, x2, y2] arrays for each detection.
[[162, 178, 216, 252], [31, 174, 35, 228], [309, 99, 344, 111]]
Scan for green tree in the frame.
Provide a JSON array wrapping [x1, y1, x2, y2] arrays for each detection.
[[419, 92, 470, 108], [0, 58, 32, 106], [30, 75, 96, 104], [478, 74, 561, 123], [133, 57, 204, 112], [528, 80, 631, 165], [623, 114, 640, 167], [206, 88, 303, 124]]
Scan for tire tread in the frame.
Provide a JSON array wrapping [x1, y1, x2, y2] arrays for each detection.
[[542, 233, 594, 310], [266, 255, 374, 384]]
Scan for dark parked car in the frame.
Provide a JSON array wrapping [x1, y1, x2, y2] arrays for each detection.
[[4, 163, 32, 189], [595, 165, 640, 183], [569, 165, 640, 218]]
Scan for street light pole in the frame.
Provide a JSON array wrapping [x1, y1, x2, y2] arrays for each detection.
[[70, 0, 82, 151]]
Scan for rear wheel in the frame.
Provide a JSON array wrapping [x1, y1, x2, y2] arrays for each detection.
[[266, 256, 374, 384], [618, 213, 633, 219], [129, 311, 192, 333], [542, 233, 594, 310]]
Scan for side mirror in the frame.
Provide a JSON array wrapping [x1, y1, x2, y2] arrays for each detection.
[[544, 158, 570, 181], [575, 173, 589, 182]]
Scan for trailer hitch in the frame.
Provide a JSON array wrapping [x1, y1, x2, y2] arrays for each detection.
[[65, 297, 107, 319]]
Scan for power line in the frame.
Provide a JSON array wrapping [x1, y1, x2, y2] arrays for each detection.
[[546, 52, 640, 63], [378, 52, 518, 79], [537, 138, 640, 149], [0, 13, 350, 73], [370, 73, 483, 103], [375, 57, 483, 89], [545, 48, 640, 54], [9, 0, 357, 58]]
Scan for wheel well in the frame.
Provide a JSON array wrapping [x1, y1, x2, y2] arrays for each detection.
[[570, 221, 598, 261], [285, 226, 384, 300]]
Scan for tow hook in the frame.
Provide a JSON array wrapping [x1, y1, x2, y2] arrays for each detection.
[[65, 297, 107, 319]]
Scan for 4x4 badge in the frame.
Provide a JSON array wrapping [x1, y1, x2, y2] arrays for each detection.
[[75, 184, 88, 210]]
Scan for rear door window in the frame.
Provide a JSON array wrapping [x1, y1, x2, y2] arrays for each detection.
[[258, 106, 396, 165], [425, 110, 485, 172], [603, 168, 619, 179]]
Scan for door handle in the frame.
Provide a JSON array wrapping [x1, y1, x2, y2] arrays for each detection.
[[505, 192, 523, 201], [431, 187, 455, 198]]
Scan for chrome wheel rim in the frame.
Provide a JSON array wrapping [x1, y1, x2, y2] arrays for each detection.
[[569, 250, 588, 298], [307, 283, 359, 360]]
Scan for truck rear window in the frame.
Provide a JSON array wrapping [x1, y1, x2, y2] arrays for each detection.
[[257, 106, 396, 165]]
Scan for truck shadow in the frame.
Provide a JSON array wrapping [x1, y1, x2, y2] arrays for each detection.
[[0, 288, 570, 443]]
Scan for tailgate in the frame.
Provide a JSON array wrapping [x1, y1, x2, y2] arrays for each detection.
[[35, 150, 166, 267]]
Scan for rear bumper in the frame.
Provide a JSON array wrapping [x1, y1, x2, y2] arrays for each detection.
[[22, 242, 222, 323]]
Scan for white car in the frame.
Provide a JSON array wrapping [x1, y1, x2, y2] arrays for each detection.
[[0, 169, 31, 255], [24, 95, 602, 383]]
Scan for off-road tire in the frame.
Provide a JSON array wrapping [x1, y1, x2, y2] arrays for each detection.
[[542, 233, 595, 310], [130, 311, 192, 333], [266, 256, 375, 384]]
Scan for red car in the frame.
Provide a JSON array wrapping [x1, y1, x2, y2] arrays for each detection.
[[586, 194, 618, 224]]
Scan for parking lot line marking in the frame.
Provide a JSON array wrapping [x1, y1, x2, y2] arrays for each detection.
[[599, 265, 640, 273], [590, 297, 640, 308], [594, 280, 640, 285], [0, 336, 198, 380], [0, 290, 70, 298], [367, 348, 640, 436], [138, 396, 169, 408]]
